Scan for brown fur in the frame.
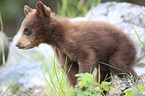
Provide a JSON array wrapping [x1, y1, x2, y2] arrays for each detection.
[[16, 1, 137, 87]]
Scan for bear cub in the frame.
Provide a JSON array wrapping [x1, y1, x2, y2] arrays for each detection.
[[16, 1, 137, 87]]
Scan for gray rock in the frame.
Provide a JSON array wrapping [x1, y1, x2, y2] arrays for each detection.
[[0, 31, 54, 95], [86, 2, 145, 61], [0, 31, 9, 65]]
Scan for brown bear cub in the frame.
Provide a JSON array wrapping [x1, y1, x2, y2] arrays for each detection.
[[16, 1, 137, 87]]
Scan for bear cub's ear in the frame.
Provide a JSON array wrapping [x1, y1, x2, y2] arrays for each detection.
[[36, 1, 51, 17], [24, 5, 32, 15]]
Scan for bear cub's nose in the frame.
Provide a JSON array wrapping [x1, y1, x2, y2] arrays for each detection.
[[16, 43, 21, 47]]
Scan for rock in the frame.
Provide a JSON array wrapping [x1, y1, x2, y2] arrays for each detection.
[[0, 31, 54, 95], [101, 0, 145, 6], [0, 31, 9, 65], [1, 2, 145, 95]]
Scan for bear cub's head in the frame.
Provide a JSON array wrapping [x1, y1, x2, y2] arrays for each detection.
[[16, 1, 52, 49]]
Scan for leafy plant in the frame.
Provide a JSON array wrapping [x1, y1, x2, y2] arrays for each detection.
[[66, 73, 111, 96], [125, 84, 145, 96]]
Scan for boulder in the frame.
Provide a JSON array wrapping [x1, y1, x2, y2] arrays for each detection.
[[0, 31, 54, 95]]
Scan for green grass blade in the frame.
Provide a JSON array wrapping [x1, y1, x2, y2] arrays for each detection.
[[34, 50, 59, 95], [16, 83, 33, 96], [2, 74, 23, 96], [43, 73, 57, 96], [4, 37, 13, 40], [59, 57, 68, 94], [62, 0, 67, 17], [0, 13, 7, 85], [97, 0, 101, 5], [98, 64, 101, 84], [43, 89, 50, 96], [0, 13, 3, 31], [0, 13, 5, 64], [10, 86, 13, 96], [52, 54, 65, 96], [131, 23, 145, 49], [99, 62, 131, 79], [12, 49, 32, 63]]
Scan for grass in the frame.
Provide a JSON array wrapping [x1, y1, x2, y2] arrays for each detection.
[[1, 74, 24, 96], [0, 13, 34, 95], [35, 49, 70, 96], [0, 13, 7, 85], [131, 23, 145, 49], [57, 0, 100, 17]]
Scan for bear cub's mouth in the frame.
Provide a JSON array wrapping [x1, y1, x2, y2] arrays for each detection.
[[16, 43, 31, 50]]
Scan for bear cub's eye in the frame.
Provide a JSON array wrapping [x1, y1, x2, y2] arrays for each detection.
[[24, 28, 31, 36]]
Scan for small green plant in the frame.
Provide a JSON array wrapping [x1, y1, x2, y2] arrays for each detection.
[[67, 73, 111, 96], [125, 84, 145, 96]]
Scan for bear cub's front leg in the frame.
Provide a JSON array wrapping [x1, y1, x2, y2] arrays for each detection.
[[54, 48, 79, 87]]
